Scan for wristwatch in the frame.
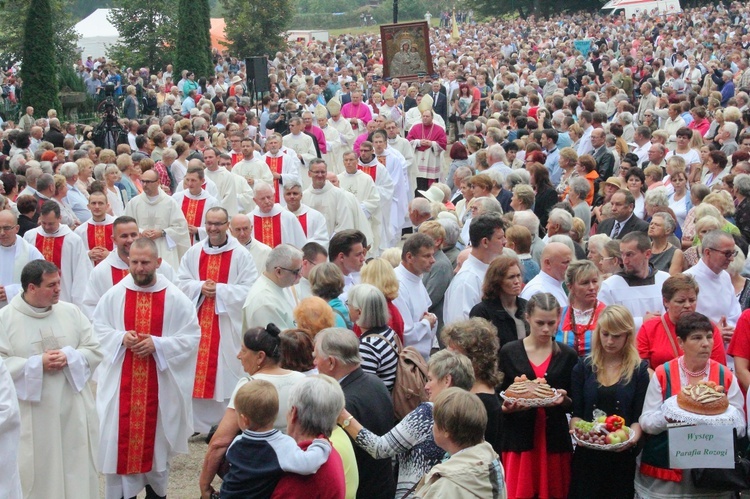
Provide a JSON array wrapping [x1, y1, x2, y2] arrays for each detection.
[[341, 416, 354, 428]]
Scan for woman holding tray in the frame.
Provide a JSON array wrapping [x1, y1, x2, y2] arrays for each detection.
[[499, 293, 578, 499], [635, 312, 745, 498], [569, 305, 650, 499]]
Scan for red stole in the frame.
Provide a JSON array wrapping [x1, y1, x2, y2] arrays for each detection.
[[117, 288, 166, 475], [35, 233, 65, 271], [296, 213, 308, 235], [265, 156, 283, 203], [254, 213, 282, 248], [358, 162, 377, 182], [111, 266, 129, 285], [193, 249, 233, 399], [181, 196, 207, 244], [87, 223, 114, 255], [231, 152, 240, 166]]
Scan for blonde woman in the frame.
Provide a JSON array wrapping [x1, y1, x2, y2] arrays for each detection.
[[360, 258, 404, 341], [569, 305, 648, 499]]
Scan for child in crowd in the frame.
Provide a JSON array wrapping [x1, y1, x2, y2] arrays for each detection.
[[219, 379, 332, 498]]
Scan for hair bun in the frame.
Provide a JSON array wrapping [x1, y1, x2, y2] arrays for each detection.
[[266, 323, 281, 338]]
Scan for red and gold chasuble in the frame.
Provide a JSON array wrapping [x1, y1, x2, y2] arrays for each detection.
[[253, 213, 282, 248], [296, 213, 308, 235], [181, 196, 207, 244], [358, 162, 377, 182], [35, 233, 65, 270], [117, 288, 166, 475], [265, 155, 284, 203], [86, 223, 114, 257], [193, 249, 233, 399], [111, 266, 129, 285]]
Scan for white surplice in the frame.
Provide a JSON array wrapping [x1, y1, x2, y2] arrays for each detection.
[[124, 190, 190, 269], [388, 136, 416, 196], [393, 264, 436, 360], [74, 213, 116, 253], [0, 235, 44, 309], [283, 133, 317, 190], [23, 225, 92, 306], [327, 117, 356, 175], [232, 158, 274, 188], [93, 274, 200, 499], [287, 204, 330, 249], [242, 273, 296, 331], [302, 181, 357, 236], [204, 166, 240, 216], [250, 204, 308, 249], [0, 294, 102, 499], [176, 236, 258, 432], [241, 238, 273, 273], [171, 189, 220, 243], [0, 356, 21, 499], [338, 170, 382, 256]]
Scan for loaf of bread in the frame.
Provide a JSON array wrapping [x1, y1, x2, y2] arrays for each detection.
[[505, 374, 556, 400], [676, 381, 729, 415]]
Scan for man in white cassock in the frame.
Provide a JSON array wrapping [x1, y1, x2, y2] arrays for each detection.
[[283, 117, 317, 191], [339, 151, 383, 256], [326, 172, 374, 246], [74, 190, 116, 266], [372, 131, 410, 247], [125, 168, 190, 269], [172, 163, 219, 245], [0, 260, 102, 498], [386, 119, 416, 195], [393, 234, 438, 360], [229, 213, 272, 271], [303, 159, 357, 236], [357, 140, 396, 254], [94, 238, 200, 499], [250, 181, 307, 249], [283, 180, 329, 249], [203, 148, 239, 216], [176, 207, 257, 433], [218, 153, 255, 214], [0, 210, 43, 309], [242, 244, 303, 331], [0, 356, 22, 499], [325, 98, 356, 175], [232, 137, 273, 191], [263, 134, 300, 205], [23, 200, 92, 306], [81, 216, 176, 319]]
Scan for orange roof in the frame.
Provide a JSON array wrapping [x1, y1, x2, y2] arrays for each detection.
[[210, 18, 227, 51]]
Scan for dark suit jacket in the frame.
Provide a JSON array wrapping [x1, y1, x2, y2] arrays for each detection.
[[340, 367, 396, 499], [593, 147, 615, 180], [431, 92, 448, 124], [596, 214, 650, 239], [43, 127, 65, 148], [341, 92, 352, 105]]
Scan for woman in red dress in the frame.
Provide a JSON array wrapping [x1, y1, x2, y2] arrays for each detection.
[[499, 293, 578, 499]]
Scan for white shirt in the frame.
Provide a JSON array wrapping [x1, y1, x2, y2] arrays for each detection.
[[519, 270, 569, 307], [443, 254, 489, 325]]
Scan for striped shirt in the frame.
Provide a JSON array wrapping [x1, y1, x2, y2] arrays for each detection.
[[359, 325, 399, 391]]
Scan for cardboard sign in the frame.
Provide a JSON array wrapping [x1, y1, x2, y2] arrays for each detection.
[[668, 424, 735, 469]]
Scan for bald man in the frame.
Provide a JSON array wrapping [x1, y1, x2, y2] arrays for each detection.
[[519, 242, 573, 306], [230, 214, 272, 271], [249, 182, 306, 249]]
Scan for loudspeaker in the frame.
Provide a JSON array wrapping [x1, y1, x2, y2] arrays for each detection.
[[246, 57, 270, 93]]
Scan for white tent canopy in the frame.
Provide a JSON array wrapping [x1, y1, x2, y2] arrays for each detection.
[[75, 9, 120, 60], [601, 0, 682, 18]]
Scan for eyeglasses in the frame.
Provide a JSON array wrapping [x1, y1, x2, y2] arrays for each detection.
[[141, 179, 159, 184], [0, 225, 18, 232], [205, 221, 228, 227], [707, 248, 738, 259], [277, 266, 302, 276]]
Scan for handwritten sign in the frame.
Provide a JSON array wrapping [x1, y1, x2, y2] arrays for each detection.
[[668, 424, 735, 469]]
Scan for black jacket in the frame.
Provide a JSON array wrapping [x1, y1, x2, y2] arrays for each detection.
[[596, 214, 650, 239], [43, 127, 65, 148], [499, 340, 578, 453], [470, 296, 529, 354], [340, 367, 396, 499]]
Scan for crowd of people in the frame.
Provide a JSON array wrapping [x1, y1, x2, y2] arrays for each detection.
[[3, 2, 750, 499]]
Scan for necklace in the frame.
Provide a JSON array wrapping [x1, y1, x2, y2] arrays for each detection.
[[679, 356, 708, 378], [652, 241, 670, 254]]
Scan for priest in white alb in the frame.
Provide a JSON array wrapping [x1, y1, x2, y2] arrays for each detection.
[[339, 150, 383, 256], [0, 260, 102, 498], [226, 215, 269, 271], [23, 200, 92, 306], [172, 163, 220, 245], [74, 190, 115, 266], [250, 182, 307, 249], [283, 180, 329, 249], [385, 119, 417, 198], [263, 133, 300, 205], [232, 137, 273, 190], [202, 148, 239, 216], [325, 98, 356, 175], [0, 210, 43, 309], [81, 216, 176, 319], [0, 355, 21, 499], [302, 159, 357, 237], [282, 117, 318, 191], [372, 131, 410, 247], [406, 104, 448, 191], [124, 169, 190, 269], [93, 238, 200, 499], [176, 207, 257, 432], [326, 172, 375, 247]]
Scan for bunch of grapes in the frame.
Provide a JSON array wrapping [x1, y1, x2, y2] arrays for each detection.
[[574, 420, 595, 432]]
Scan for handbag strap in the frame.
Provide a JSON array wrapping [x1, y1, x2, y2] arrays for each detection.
[[661, 315, 680, 358], [363, 331, 401, 356]]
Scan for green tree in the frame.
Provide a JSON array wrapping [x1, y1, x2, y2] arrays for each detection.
[[107, 0, 178, 72], [175, 0, 213, 79], [0, 0, 79, 70], [21, 0, 61, 115], [220, 0, 292, 58], [467, 0, 598, 19]]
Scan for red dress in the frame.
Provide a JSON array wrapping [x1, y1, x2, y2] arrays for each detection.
[[502, 355, 571, 499], [353, 299, 405, 344]]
